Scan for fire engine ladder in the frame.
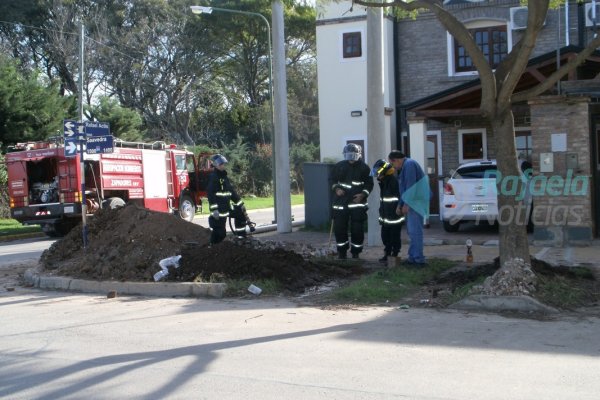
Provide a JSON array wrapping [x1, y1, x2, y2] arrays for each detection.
[[114, 140, 167, 150], [165, 152, 174, 198]]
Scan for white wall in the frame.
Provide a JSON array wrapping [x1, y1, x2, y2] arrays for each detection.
[[316, 0, 396, 162]]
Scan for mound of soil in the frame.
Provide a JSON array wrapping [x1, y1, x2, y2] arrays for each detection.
[[40, 204, 357, 293]]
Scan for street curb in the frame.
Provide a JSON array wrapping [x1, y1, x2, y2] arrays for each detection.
[[449, 294, 559, 314], [0, 232, 45, 242], [24, 267, 226, 298]]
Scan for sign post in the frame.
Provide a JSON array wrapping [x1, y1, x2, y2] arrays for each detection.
[[63, 119, 111, 248]]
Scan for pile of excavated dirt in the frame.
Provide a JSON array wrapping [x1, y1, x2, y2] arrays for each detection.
[[40, 204, 357, 293]]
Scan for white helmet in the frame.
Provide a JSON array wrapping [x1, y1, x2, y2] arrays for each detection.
[[343, 143, 362, 161], [210, 154, 228, 167]]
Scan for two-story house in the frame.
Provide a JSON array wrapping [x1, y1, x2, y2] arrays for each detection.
[[316, 0, 600, 244]]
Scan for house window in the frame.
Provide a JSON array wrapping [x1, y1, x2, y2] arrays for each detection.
[[454, 26, 507, 72], [515, 130, 532, 162], [458, 129, 487, 163], [343, 32, 362, 58], [448, 22, 511, 75]]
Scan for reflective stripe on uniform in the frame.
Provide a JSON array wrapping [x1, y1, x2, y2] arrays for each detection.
[[216, 191, 232, 197], [336, 241, 349, 248], [347, 203, 366, 209], [382, 218, 403, 225], [350, 242, 363, 249], [382, 197, 399, 202]]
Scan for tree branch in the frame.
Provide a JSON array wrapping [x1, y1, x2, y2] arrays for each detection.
[[354, 0, 495, 114], [496, 0, 549, 108], [512, 34, 600, 103]]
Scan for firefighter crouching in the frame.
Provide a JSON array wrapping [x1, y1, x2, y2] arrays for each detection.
[[206, 154, 249, 244], [330, 143, 373, 259]]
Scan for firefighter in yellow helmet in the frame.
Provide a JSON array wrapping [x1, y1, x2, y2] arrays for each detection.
[[371, 159, 403, 265]]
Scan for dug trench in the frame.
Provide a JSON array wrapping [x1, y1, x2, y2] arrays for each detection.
[[37, 204, 600, 312]]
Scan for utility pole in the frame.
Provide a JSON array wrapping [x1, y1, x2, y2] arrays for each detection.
[[272, 1, 292, 233], [366, 5, 385, 246], [79, 22, 88, 248]]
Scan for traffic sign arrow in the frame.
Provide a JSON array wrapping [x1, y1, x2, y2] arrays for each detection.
[[65, 139, 78, 157], [63, 119, 84, 138]]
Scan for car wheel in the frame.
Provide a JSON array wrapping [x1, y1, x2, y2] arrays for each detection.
[[443, 220, 460, 232]]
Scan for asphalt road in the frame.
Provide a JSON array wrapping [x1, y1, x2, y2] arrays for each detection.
[[1, 206, 600, 399], [1, 292, 599, 400]]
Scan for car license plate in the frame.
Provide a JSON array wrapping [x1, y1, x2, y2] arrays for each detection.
[[471, 204, 488, 213]]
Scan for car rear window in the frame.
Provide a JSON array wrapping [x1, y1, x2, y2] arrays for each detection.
[[453, 165, 498, 179]]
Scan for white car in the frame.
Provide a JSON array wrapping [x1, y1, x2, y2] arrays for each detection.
[[441, 159, 533, 232]]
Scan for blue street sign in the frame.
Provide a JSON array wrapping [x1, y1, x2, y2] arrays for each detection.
[[65, 138, 78, 158], [86, 135, 114, 154], [84, 121, 110, 137], [63, 119, 84, 138]]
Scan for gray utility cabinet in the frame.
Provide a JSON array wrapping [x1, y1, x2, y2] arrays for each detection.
[[303, 162, 334, 229]]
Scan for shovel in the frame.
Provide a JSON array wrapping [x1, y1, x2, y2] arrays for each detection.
[[327, 218, 337, 257]]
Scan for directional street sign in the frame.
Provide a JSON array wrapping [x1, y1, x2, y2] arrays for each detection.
[[86, 135, 114, 154], [64, 138, 78, 158], [63, 119, 84, 139], [84, 121, 110, 137]]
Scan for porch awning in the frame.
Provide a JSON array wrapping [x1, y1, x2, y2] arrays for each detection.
[[403, 45, 600, 119]]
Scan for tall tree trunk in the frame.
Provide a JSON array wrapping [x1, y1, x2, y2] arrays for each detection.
[[484, 108, 537, 296], [492, 108, 531, 266]]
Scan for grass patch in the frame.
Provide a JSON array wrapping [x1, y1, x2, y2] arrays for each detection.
[[0, 219, 41, 237], [198, 194, 304, 214], [448, 276, 487, 304], [329, 258, 457, 304], [536, 274, 588, 309]]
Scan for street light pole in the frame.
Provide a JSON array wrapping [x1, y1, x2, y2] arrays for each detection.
[[190, 6, 277, 221]]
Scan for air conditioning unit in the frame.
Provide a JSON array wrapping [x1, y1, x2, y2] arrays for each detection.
[[510, 6, 529, 30], [585, 2, 600, 27]]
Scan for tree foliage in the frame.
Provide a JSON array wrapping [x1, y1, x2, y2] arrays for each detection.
[[0, 55, 72, 146], [0, 0, 319, 195]]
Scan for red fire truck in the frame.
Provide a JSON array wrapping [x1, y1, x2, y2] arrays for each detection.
[[6, 138, 211, 237]]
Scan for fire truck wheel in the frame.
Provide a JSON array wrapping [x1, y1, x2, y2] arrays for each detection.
[[178, 194, 196, 222], [103, 197, 126, 209]]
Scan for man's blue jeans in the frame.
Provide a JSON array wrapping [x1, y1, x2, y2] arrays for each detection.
[[406, 208, 426, 263]]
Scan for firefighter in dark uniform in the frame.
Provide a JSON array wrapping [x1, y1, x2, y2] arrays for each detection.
[[371, 159, 403, 265], [330, 143, 373, 259], [206, 154, 247, 244]]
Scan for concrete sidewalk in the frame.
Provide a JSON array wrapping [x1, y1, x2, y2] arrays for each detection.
[[258, 219, 600, 269]]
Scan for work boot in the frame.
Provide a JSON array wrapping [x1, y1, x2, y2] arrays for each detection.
[[390, 252, 400, 267], [351, 253, 359, 259], [338, 251, 347, 260], [378, 255, 388, 265]]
